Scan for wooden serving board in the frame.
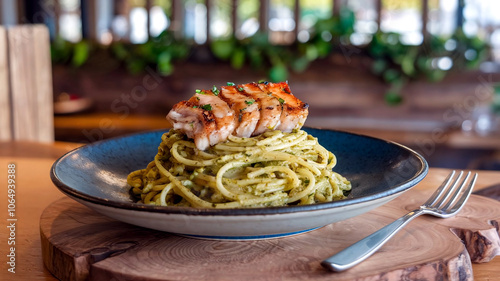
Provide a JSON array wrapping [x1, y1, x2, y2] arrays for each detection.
[[40, 190, 500, 281]]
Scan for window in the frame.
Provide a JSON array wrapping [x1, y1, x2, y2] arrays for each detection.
[[59, 0, 82, 42], [5, 0, 498, 63], [380, 0, 423, 45], [237, 0, 260, 39], [268, 0, 296, 44], [347, 0, 378, 45], [298, 0, 333, 42]]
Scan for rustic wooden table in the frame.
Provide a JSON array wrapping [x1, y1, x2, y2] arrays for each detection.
[[0, 141, 499, 280]]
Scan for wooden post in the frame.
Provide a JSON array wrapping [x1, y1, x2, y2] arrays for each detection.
[[457, 0, 465, 30], [170, 0, 176, 24], [16, 0, 23, 24], [259, 0, 269, 33], [170, 0, 184, 38], [82, 0, 97, 40], [113, 0, 130, 41], [231, 0, 237, 37], [293, 0, 300, 40], [333, 0, 341, 16], [54, 0, 61, 36], [206, 0, 211, 42], [146, 0, 152, 39], [422, 0, 429, 42], [0, 2, 3, 24], [375, 0, 382, 31]]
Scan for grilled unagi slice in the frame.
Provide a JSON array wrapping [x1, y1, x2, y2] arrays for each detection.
[[219, 85, 260, 138], [166, 89, 236, 150], [257, 81, 309, 132], [239, 82, 282, 136], [166, 81, 308, 150]]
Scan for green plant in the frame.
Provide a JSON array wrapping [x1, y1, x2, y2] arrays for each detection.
[[366, 28, 489, 104], [492, 84, 500, 115], [51, 36, 92, 67], [51, 9, 489, 105], [110, 30, 190, 75], [210, 32, 296, 82], [51, 30, 190, 76], [210, 8, 355, 82]]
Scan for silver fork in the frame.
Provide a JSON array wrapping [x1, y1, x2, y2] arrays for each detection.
[[321, 170, 478, 272]]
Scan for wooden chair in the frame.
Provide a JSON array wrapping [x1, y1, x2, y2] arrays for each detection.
[[0, 24, 54, 143]]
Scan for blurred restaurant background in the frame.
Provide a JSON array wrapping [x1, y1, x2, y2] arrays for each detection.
[[1, 0, 500, 169]]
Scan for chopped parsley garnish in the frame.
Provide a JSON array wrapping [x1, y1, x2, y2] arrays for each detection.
[[195, 89, 202, 93], [212, 85, 219, 95], [245, 99, 255, 105], [192, 105, 198, 108], [237, 87, 244, 92], [278, 98, 285, 104], [227, 82, 235, 86], [258, 80, 268, 84], [201, 104, 212, 111]]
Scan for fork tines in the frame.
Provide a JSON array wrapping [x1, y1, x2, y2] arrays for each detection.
[[423, 170, 477, 214]]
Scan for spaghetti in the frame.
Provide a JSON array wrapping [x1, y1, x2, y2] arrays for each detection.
[[127, 129, 351, 208]]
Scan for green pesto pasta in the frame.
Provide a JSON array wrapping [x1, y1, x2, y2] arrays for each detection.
[[127, 129, 351, 208]]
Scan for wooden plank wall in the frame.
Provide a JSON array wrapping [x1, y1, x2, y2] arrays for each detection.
[[31, 25, 54, 142], [1, 24, 54, 143]]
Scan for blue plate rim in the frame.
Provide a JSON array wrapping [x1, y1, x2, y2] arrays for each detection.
[[50, 127, 429, 216]]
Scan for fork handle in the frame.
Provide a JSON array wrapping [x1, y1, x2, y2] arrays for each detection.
[[321, 209, 424, 272]]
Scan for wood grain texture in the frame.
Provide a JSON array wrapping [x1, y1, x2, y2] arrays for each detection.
[[0, 26, 11, 140], [40, 190, 500, 281], [7, 24, 53, 143], [32, 24, 54, 142], [8, 25, 36, 141], [474, 184, 500, 202]]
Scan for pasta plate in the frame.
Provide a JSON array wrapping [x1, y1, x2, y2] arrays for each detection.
[[51, 128, 428, 240]]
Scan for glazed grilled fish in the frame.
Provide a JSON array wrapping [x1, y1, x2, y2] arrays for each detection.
[[166, 81, 309, 150]]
